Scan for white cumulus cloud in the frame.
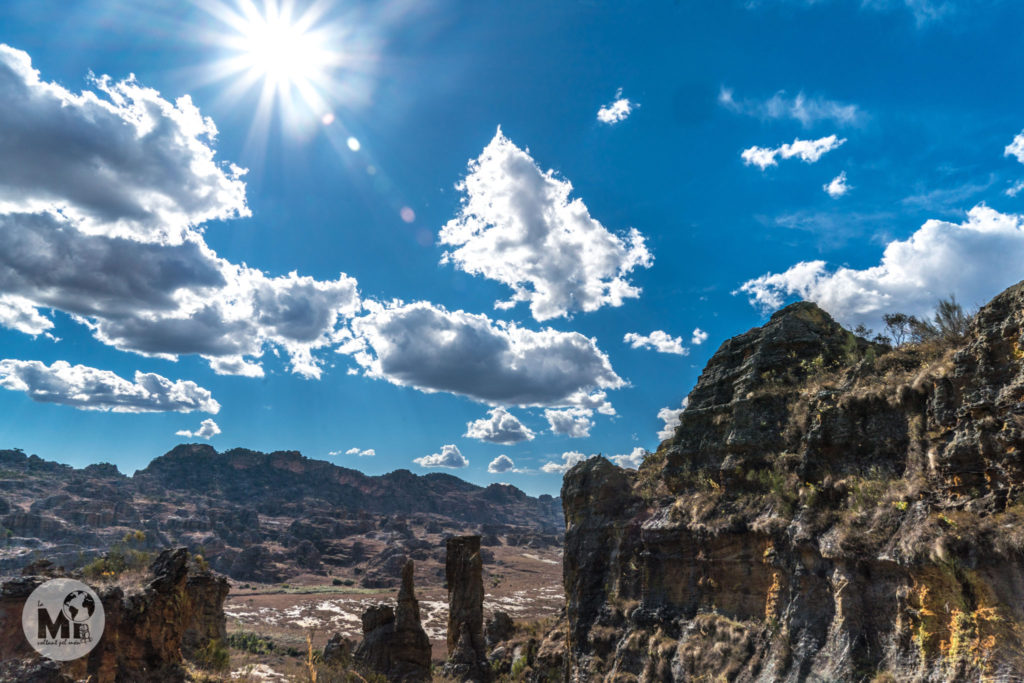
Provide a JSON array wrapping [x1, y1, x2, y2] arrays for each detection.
[[0, 359, 220, 413], [824, 171, 851, 198], [342, 300, 623, 410], [597, 88, 636, 124], [1006, 130, 1024, 164], [737, 204, 1024, 329], [691, 328, 708, 345], [0, 45, 361, 380], [340, 447, 376, 457], [487, 454, 520, 473], [176, 418, 221, 440], [541, 451, 596, 474], [439, 128, 652, 321], [657, 398, 689, 441], [0, 44, 248, 244], [742, 135, 846, 170], [623, 330, 689, 355], [464, 407, 535, 444], [414, 444, 469, 469], [719, 87, 862, 127], [545, 407, 594, 438], [611, 447, 647, 469]]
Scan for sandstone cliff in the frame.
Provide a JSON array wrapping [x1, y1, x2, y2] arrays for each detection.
[[563, 283, 1024, 681]]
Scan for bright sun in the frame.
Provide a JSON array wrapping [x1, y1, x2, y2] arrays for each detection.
[[197, 0, 361, 142], [236, 3, 330, 87]]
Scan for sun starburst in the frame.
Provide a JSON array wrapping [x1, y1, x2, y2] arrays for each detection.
[[195, 0, 373, 153]]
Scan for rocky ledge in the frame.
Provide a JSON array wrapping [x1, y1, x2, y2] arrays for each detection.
[[563, 281, 1024, 681]]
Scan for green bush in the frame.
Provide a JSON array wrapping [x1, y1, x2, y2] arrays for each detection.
[[194, 638, 230, 671], [228, 631, 278, 655]]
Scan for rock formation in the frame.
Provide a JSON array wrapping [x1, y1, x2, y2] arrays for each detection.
[[485, 610, 514, 647], [561, 283, 1024, 680], [443, 535, 489, 681], [352, 559, 431, 682], [0, 547, 228, 682]]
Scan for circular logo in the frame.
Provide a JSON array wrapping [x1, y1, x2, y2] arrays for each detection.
[[22, 578, 105, 661]]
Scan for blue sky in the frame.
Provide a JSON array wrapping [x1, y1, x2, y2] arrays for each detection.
[[2, 0, 1024, 495]]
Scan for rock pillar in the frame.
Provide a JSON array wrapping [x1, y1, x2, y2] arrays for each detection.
[[443, 535, 488, 681]]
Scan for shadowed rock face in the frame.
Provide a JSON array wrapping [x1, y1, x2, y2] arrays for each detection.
[[562, 282, 1024, 681], [444, 535, 488, 682], [353, 559, 431, 682], [0, 547, 227, 683]]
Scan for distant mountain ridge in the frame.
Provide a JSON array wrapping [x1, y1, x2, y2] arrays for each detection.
[[134, 444, 554, 523], [0, 444, 562, 583]]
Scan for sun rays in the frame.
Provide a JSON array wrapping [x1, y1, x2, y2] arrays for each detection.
[[194, 0, 376, 156]]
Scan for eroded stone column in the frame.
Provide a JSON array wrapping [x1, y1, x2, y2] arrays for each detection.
[[443, 535, 488, 681]]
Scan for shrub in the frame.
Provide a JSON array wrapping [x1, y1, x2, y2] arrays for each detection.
[[194, 638, 230, 671]]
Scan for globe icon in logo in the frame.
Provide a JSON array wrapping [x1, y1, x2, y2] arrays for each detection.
[[23, 578, 105, 661], [61, 590, 96, 623]]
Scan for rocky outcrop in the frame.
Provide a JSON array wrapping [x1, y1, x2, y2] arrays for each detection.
[[352, 559, 431, 682], [485, 610, 514, 647], [562, 283, 1024, 681], [322, 632, 354, 666], [484, 614, 567, 682], [0, 547, 228, 682], [444, 535, 489, 681]]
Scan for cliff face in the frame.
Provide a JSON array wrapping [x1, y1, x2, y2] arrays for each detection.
[[0, 548, 228, 682], [563, 283, 1024, 681]]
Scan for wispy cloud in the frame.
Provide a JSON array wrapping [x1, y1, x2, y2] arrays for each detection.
[[900, 176, 994, 213], [720, 87, 862, 127], [744, 0, 957, 26]]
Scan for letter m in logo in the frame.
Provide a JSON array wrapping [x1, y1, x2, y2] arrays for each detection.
[[37, 607, 69, 639]]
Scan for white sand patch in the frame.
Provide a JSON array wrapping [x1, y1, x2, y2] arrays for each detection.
[[419, 600, 449, 641], [522, 553, 558, 564], [314, 600, 347, 614], [231, 663, 287, 680]]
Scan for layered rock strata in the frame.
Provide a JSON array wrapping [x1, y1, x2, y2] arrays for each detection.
[[563, 284, 1024, 681]]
